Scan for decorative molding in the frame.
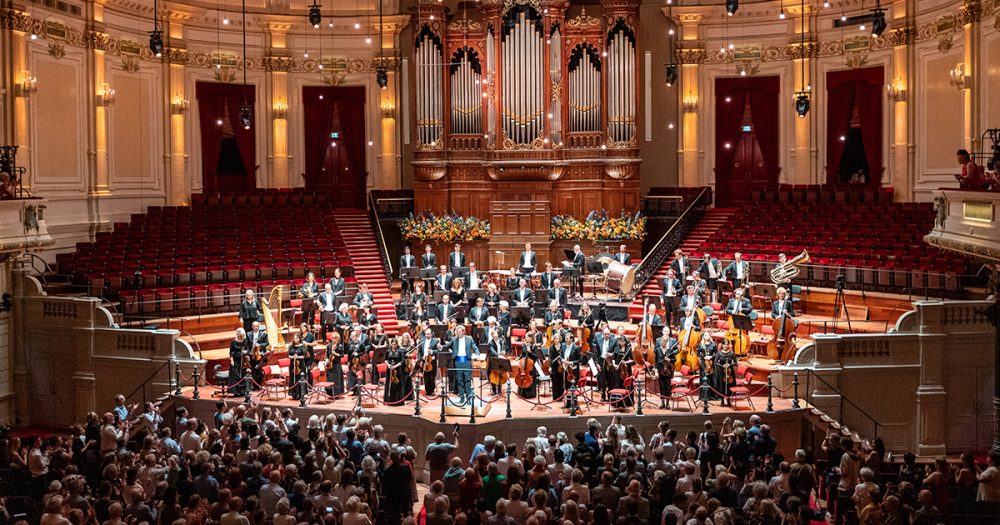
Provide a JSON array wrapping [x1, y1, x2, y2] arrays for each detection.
[[844, 52, 869, 69], [566, 6, 601, 29], [120, 56, 140, 73], [677, 47, 707, 64], [448, 18, 482, 32], [213, 67, 237, 83], [48, 43, 66, 58], [884, 26, 918, 47], [924, 234, 1000, 263], [937, 32, 954, 52]]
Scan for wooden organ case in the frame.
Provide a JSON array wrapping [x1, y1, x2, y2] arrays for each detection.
[[411, 0, 642, 226]]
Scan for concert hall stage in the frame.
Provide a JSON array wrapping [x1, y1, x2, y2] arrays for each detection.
[[173, 381, 807, 472]]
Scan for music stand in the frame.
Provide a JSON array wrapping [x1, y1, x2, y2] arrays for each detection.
[[419, 268, 436, 279], [561, 267, 581, 280], [466, 289, 486, 304], [717, 280, 735, 299], [400, 267, 419, 280], [511, 306, 532, 326], [730, 313, 753, 332], [519, 266, 535, 276], [533, 289, 550, 305], [451, 265, 469, 277], [433, 290, 449, 304], [490, 357, 512, 375], [430, 324, 449, 340]]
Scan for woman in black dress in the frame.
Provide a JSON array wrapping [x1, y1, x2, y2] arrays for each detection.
[[517, 337, 542, 399], [712, 339, 738, 404], [384, 337, 407, 404], [548, 332, 565, 401], [449, 277, 466, 306], [409, 300, 429, 328], [697, 332, 720, 400], [325, 332, 345, 395], [334, 303, 353, 341], [287, 334, 309, 400], [398, 333, 416, 399], [483, 283, 502, 308], [410, 281, 428, 306], [359, 304, 378, 331]]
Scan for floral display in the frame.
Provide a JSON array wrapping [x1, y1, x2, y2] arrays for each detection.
[[400, 212, 491, 243], [550, 209, 646, 241]]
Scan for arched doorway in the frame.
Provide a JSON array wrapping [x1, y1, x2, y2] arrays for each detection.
[[714, 76, 780, 206]]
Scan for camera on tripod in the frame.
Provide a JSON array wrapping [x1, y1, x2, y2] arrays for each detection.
[[835, 274, 846, 290]]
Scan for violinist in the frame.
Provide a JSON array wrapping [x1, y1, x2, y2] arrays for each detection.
[[384, 337, 408, 404], [548, 332, 567, 402], [417, 328, 440, 396], [334, 303, 353, 340], [543, 300, 564, 328], [560, 333, 581, 409], [229, 328, 248, 396], [484, 283, 502, 308], [578, 302, 597, 332], [725, 287, 753, 316], [358, 302, 378, 331], [247, 321, 269, 388], [410, 281, 428, 308], [325, 332, 345, 396], [370, 324, 389, 385], [347, 328, 367, 393], [593, 325, 618, 401], [436, 295, 457, 324], [497, 300, 512, 348], [611, 327, 634, 408], [660, 268, 682, 328], [486, 327, 505, 395], [288, 333, 309, 401], [653, 326, 677, 408], [300, 272, 320, 328], [712, 339, 738, 406], [400, 332, 416, 397], [300, 322, 317, 356], [468, 297, 490, 343], [696, 331, 719, 399], [409, 300, 429, 328]]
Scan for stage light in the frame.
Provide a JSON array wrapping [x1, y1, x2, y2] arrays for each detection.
[[728, 42, 735, 50], [795, 93, 810, 117], [870, 8, 887, 37], [303, 51, 309, 58], [841, 13, 847, 21], [376, 65, 388, 89], [354, 21, 361, 30], [223, 17, 230, 25], [859, 22, 865, 31], [779, 9, 786, 19], [308, 2, 322, 28], [365, 36, 372, 45], [726, 0, 738, 16], [30, 33, 37, 40], [823, 0, 829, 7], [665, 63, 678, 86], [239, 104, 253, 129], [148, 30, 164, 57]]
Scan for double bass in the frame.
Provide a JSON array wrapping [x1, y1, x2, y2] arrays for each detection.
[[634, 299, 656, 370], [675, 312, 702, 371], [767, 306, 797, 362], [514, 340, 536, 389]]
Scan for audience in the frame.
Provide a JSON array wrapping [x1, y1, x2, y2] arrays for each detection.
[[2, 394, 999, 525]]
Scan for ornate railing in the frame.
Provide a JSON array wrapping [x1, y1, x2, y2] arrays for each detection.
[[367, 192, 394, 281], [631, 186, 711, 298]]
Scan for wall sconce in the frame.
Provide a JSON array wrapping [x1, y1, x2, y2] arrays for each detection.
[[96, 82, 115, 106], [380, 100, 395, 118], [272, 101, 288, 120], [682, 94, 698, 113], [949, 63, 970, 90], [15, 71, 37, 98], [171, 93, 190, 114], [886, 78, 906, 102]]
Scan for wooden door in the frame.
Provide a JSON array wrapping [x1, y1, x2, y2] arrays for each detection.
[[318, 139, 364, 208], [724, 131, 768, 205], [29, 350, 76, 427], [945, 368, 979, 451]]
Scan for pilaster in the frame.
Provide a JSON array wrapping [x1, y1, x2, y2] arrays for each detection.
[[265, 23, 292, 189], [677, 14, 702, 189]]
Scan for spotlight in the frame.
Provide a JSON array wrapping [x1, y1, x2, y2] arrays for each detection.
[[376, 65, 388, 89], [354, 21, 361, 29], [726, 0, 738, 16], [239, 104, 253, 129], [30, 33, 37, 40], [148, 30, 164, 57], [223, 17, 230, 25], [665, 63, 678, 86], [870, 8, 887, 37], [795, 93, 810, 118], [823, 0, 829, 6], [779, 9, 786, 19], [308, 2, 322, 28]]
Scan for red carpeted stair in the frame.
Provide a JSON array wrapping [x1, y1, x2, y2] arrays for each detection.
[[628, 207, 739, 318], [333, 210, 400, 335]]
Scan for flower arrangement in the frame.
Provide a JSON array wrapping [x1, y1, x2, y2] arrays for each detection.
[[550, 209, 646, 241], [400, 212, 491, 243]]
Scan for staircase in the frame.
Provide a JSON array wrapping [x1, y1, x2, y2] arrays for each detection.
[[629, 207, 739, 316], [333, 209, 400, 335]]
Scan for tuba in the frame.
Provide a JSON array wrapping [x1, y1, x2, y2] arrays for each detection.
[[770, 250, 810, 284]]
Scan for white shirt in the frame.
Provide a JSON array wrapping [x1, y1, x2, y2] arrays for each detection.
[[457, 338, 467, 358], [29, 447, 49, 477], [682, 295, 696, 310], [979, 466, 1000, 502], [707, 261, 718, 278], [776, 300, 785, 317], [677, 258, 686, 273], [563, 346, 572, 361], [469, 272, 480, 290], [323, 293, 335, 311], [521, 252, 534, 266], [179, 429, 202, 453], [100, 424, 122, 452], [683, 315, 695, 330], [601, 337, 611, 358], [666, 280, 676, 296], [735, 261, 744, 279]]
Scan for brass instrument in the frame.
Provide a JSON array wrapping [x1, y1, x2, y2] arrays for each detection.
[[770, 250, 810, 284]]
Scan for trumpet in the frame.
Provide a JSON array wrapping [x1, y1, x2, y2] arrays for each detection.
[[770, 250, 810, 284]]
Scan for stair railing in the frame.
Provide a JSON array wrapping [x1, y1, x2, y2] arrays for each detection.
[[631, 187, 711, 298], [804, 369, 881, 441], [367, 192, 394, 282]]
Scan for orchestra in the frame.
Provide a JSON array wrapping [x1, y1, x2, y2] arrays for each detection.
[[224, 243, 808, 414]]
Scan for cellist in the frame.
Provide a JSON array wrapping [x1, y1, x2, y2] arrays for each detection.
[[675, 307, 702, 370], [725, 287, 753, 316], [417, 328, 440, 396], [771, 287, 795, 318], [593, 324, 618, 401], [769, 287, 797, 362], [517, 337, 543, 399], [486, 327, 505, 395], [653, 326, 678, 408]]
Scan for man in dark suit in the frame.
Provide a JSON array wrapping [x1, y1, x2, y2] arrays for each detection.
[[421, 245, 437, 269], [238, 290, 262, 333], [550, 279, 568, 307], [316, 283, 340, 337], [434, 265, 452, 292], [417, 328, 440, 395], [679, 307, 702, 332], [436, 295, 457, 324], [669, 249, 690, 284], [725, 287, 753, 317], [770, 287, 795, 319], [724, 252, 750, 289], [449, 325, 479, 405], [552, 333, 581, 407], [660, 269, 683, 327], [593, 325, 618, 400], [449, 243, 467, 272], [642, 302, 663, 327], [519, 242, 537, 274], [352, 283, 374, 308], [466, 262, 484, 290], [615, 244, 632, 265], [653, 327, 677, 407], [539, 262, 558, 290], [699, 252, 722, 304], [399, 245, 417, 295], [467, 297, 490, 342], [570, 244, 586, 298], [679, 285, 701, 315], [512, 279, 533, 307]]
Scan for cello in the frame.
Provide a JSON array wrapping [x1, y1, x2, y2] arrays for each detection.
[[514, 340, 536, 390], [723, 291, 752, 356], [767, 304, 797, 362], [635, 298, 656, 370], [675, 310, 701, 371]]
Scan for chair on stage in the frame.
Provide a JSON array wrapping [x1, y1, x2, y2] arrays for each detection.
[[726, 365, 755, 410], [309, 367, 335, 404], [263, 358, 291, 399], [666, 376, 697, 411]]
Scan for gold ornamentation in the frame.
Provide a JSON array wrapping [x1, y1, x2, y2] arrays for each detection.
[[938, 33, 954, 52], [120, 56, 141, 73], [677, 48, 707, 64], [214, 67, 237, 83], [47, 43, 65, 58], [448, 18, 482, 32], [735, 62, 760, 77], [567, 6, 601, 28], [844, 53, 869, 69], [501, 0, 541, 16], [322, 71, 347, 86]]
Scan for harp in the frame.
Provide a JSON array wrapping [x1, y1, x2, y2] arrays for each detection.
[[260, 285, 287, 352]]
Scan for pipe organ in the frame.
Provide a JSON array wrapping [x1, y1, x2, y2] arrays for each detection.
[[412, 0, 642, 236]]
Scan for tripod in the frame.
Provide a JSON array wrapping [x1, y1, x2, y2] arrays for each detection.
[[830, 274, 853, 333]]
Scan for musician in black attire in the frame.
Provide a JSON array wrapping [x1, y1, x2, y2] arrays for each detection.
[[352, 283, 374, 309], [653, 327, 677, 408], [434, 266, 452, 292], [696, 331, 720, 400], [484, 283, 501, 308], [287, 334, 309, 401], [334, 303, 353, 340], [384, 338, 409, 404], [246, 321, 269, 388], [444, 319, 460, 394], [497, 301, 513, 347], [417, 328, 440, 395], [519, 242, 537, 273], [548, 333, 567, 403], [369, 324, 390, 385], [558, 333, 581, 408], [328, 267, 346, 297], [593, 325, 618, 400], [660, 268, 683, 327], [550, 279, 568, 307], [436, 295, 457, 324], [358, 304, 378, 331], [229, 328, 249, 395], [770, 287, 796, 319], [518, 337, 543, 399], [468, 297, 490, 343], [512, 279, 533, 307], [409, 300, 430, 328], [410, 281, 428, 307], [316, 284, 340, 338], [570, 244, 586, 298], [543, 300, 564, 328], [448, 243, 467, 272], [399, 245, 417, 295], [505, 268, 520, 291], [539, 262, 558, 290], [712, 339, 739, 406], [486, 328, 504, 395], [421, 245, 437, 268], [325, 332, 345, 395], [299, 273, 320, 328], [614, 244, 632, 265], [300, 323, 317, 371], [238, 290, 262, 333], [725, 287, 753, 316], [346, 328, 367, 393], [610, 326, 634, 408]]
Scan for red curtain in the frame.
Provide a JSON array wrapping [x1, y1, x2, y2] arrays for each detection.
[[714, 90, 747, 205], [302, 86, 367, 206], [195, 82, 256, 192], [826, 66, 884, 184], [747, 84, 780, 181], [715, 76, 781, 202], [302, 87, 339, 191]]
